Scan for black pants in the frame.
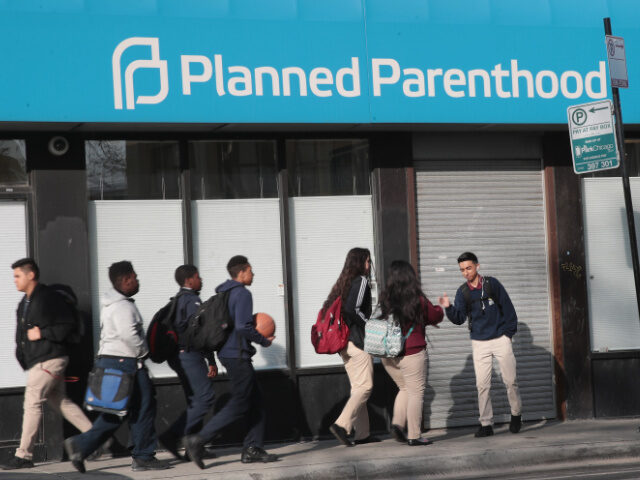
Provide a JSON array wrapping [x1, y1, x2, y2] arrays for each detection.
[[167, 351, 216, 436], [197, 357, 265, 448]]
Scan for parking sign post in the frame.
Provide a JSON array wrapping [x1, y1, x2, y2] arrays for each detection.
[[602, 17, 640, 323]]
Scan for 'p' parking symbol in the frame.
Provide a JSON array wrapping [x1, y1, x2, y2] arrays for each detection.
[[572, 108, 587, 126]]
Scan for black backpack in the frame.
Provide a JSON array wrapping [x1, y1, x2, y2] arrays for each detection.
[[459, 276, 502, 331], [146, 291, 185, 363], [182, 289, 234, 353], [49, 284, 84, 344]]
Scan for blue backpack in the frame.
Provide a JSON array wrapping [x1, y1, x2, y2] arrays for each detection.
[[84, 367, 135, 417]]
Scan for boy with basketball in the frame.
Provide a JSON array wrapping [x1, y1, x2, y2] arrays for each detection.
[[184, 255, 277, 468]]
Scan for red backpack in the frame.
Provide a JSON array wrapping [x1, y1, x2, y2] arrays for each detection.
[[311, 296, 350, 354]]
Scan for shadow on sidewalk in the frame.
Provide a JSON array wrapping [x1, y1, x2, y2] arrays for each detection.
[[437, 354, 477, 442], [436, 321, 558, 444], [0, 469, 133, 479]]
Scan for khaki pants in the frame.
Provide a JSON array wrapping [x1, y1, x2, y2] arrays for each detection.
[[16, 356, 92, 460], [382, 349, 426, 440], [335, 342, 373, 440], [471, 335, 522, 427]]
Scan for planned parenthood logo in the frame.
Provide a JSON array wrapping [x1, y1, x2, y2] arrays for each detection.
[[111, 36, 608, 111], [112, 37, 168, 110]]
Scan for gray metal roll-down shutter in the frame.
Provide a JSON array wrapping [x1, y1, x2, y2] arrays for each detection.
[[414, 158, 555, 429]]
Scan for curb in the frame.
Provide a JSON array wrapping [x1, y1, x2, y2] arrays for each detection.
[[208, 439, 640, 480]]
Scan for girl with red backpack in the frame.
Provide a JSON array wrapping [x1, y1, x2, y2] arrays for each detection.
[[325, 247, 378, 446]]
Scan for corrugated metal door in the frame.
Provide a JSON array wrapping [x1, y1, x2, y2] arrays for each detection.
[[415, 159, 555, 428]]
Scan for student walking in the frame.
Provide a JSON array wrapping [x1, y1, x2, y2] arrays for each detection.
[[1, 258, 93, 471], [64, 261, 169, 472], [159, 264, 217, 460], [327, 247, 377, 447], [438, 252, 522, 438], [378, 260, 443, 446], [184, 255, 277, 469]]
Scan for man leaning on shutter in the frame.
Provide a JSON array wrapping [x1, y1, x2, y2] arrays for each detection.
[[438, 251, 522, 438]]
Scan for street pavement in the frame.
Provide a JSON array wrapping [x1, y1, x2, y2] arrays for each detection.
[[2, 418, 640, 479]]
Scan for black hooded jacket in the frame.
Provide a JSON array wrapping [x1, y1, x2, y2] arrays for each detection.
[[342, 276, 372, 350], [15, 283, 76, 370]]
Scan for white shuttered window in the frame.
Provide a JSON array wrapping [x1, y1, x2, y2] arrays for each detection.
[[291, 196, 376, 368], [88, 200, 184, 378], [192, 199, 287, 370], [582, 177, 640, 351], [0, 201, 28, 388]]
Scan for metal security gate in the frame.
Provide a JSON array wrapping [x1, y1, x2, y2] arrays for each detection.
[[415, 159, 556, 428]]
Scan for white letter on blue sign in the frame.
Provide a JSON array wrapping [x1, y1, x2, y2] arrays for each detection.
[[372, 58, 400, 96]]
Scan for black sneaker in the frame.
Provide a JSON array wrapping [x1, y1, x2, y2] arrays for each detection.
[[131, 456, 171, 471], [407, 438, 433, 446], [391, 425, 407, 443], [509, 415, 522, 433], [240, 446, 278, 464], [329, 423, 355, 446], [184, 445, 217, 461], [1, 456, 34, 470], [183, 434, 205, 469], [474, 425, 494, 438], [64, 437, 86, 473]]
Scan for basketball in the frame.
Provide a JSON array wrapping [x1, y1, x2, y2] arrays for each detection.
[[254, 312, 276, 338]]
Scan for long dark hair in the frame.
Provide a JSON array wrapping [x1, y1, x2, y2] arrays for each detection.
[[323, 247, 371, 311], [378, 260, 426, 328]]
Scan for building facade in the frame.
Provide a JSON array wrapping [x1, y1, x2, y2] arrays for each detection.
[[1, 0, 639, 461]]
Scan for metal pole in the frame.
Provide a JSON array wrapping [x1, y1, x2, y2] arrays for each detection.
[[604, 17, 640, 322]]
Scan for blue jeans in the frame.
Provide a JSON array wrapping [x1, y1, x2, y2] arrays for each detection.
[[167, 351, 216, 436], [73, 357, 157, 460], [198, 357, 265, 448]]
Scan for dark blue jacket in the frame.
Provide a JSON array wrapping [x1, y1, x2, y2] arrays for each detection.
[[174, 288, 202, 349], [445, 276, 518, 341], [216, 280, 269, 360], [343, 276, 371, 350]]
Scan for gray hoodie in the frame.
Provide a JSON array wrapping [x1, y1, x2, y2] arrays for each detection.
[[97, 288, 148, 359]]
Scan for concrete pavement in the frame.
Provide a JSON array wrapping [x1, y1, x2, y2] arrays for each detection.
[[2, 418, 640, 479]]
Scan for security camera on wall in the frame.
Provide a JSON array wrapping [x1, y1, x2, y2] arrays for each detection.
[[48, 136, 69, 156]]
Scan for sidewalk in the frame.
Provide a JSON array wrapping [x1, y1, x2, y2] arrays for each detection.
[[3, 418, 640, 480]]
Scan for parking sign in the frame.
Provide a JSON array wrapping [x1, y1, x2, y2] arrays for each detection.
[[567, 100, 620, 174], [606, 35, 629, 88]]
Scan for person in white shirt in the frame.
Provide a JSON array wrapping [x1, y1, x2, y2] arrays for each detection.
[[64, 261, 169, 473]]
